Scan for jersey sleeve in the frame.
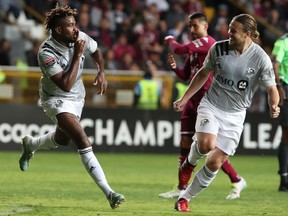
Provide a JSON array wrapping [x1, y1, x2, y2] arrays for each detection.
[[275, 44, 286, 64], [271, 39, 283, 56], [167, 37, 213, 55], [202, 43, 216, 72], [38, 52, 63, 77], [258, 53, 276, 88], [167, 39, 190, 54], [78, 31, 98, 54]]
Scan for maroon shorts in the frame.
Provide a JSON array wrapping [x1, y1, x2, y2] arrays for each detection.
[[180, 90, 206, 135], [180, 100, 198, 135]]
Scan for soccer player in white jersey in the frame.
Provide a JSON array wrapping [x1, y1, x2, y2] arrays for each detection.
[[18, 5, 125, 209], [159, 12, 247, 200], [173, 14, 280, 212]]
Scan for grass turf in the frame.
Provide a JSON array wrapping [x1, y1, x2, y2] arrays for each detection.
[[0, 151, 286, 215]]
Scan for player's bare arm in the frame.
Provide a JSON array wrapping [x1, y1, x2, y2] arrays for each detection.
[[91, 48, 108, 95], [174, 66, 210, 112], [51, 39, 85, 92], [266, 85, 280, 118]]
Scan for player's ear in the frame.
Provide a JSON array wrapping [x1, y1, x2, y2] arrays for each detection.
[[246, 31, 251, 38], [55, 26, 61, 34]]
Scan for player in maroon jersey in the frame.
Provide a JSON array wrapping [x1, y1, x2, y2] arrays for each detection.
[[159, 12, 247, 200]]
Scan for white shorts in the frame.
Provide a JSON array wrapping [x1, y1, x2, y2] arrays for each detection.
[[195, 98, 246, 156], [42, 98, 84, 124]]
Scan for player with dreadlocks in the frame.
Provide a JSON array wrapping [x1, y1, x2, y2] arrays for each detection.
[[19, 4, 125, 209]]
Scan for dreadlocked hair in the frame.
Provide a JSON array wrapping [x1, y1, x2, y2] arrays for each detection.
[[45, 4, 77, 31]]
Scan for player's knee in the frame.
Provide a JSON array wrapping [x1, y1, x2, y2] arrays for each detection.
[[198, 142, 214, 154]]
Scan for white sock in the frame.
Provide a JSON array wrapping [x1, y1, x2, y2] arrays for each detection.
[[187, 140, 207, 166], [30, 131, 58, 151], [78, 147, 113, 197], [180, 165, 218, 201]]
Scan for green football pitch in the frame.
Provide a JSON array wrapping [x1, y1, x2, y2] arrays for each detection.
[[0, 151, 286, 216]]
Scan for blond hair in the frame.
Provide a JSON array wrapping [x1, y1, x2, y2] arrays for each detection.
[[232, 14, 260, 40]]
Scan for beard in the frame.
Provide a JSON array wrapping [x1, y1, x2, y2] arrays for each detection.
[[228, 38, 238, 48], [66, 31, 79, 43]]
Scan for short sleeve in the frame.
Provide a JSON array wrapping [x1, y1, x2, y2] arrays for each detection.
[[271, 39, 283, 56], [258, 54, 276, 88], [275, 45, 285, 64], [78, 31, 98, 54], [38, 52, 63, 77], [203, 44, 216, 71]]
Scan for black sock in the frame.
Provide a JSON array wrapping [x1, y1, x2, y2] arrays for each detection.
[[278, 143, 288, 185]]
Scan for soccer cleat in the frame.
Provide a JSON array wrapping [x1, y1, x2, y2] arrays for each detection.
[[159, 188, 182, 198], [19, 135, 35, 171], [179, 159, 195, 187], [225, 177, 247, 200], [108, 192, 125, 209], [175, 199, 191, 212], [278, 175, 288, 192], [278, 185, 288, 192]]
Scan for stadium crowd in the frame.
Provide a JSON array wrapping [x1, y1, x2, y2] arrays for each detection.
[[0, 0, 287, 112], [1, 0, 288, 69]]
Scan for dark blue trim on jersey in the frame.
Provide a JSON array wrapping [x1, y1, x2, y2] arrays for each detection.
[[215, 40, 229, 57]]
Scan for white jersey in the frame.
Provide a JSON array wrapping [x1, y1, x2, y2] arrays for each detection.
[[203, 40, 276, 112], [38, 31, 98, 102]]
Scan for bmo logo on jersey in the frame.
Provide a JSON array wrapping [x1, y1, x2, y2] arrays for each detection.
[[216, 75, 234, 86], [237, 80, 249, 91], [216, 75, 248, 91]]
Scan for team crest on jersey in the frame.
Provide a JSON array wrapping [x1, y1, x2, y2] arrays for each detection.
[[44, 57, 56, 68], [245, 67, 255, 78]]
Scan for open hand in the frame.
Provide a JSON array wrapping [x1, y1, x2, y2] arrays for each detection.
[[93, 72, 108, 95]]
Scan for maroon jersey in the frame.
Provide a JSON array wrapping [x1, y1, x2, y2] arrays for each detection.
[[167, 35, 215, 91], [167, 35, 216, 133]]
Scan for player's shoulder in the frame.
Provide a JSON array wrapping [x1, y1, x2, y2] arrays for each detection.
[[78, 31, 96, 43], [249, 43, 271, 64], [38, 37, 51, 51], [198, 35, 216, 45], [251, 42, 267, 55], [212, 39, 230, 56], [38, 37, 62, 59], [206, 35, 216, 43], [78, 31, 98, 52], [78, 31, 88, 40], [214, 39, 229, 46], [189, 36, 215, 50], [273, 34, 288, 46]]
